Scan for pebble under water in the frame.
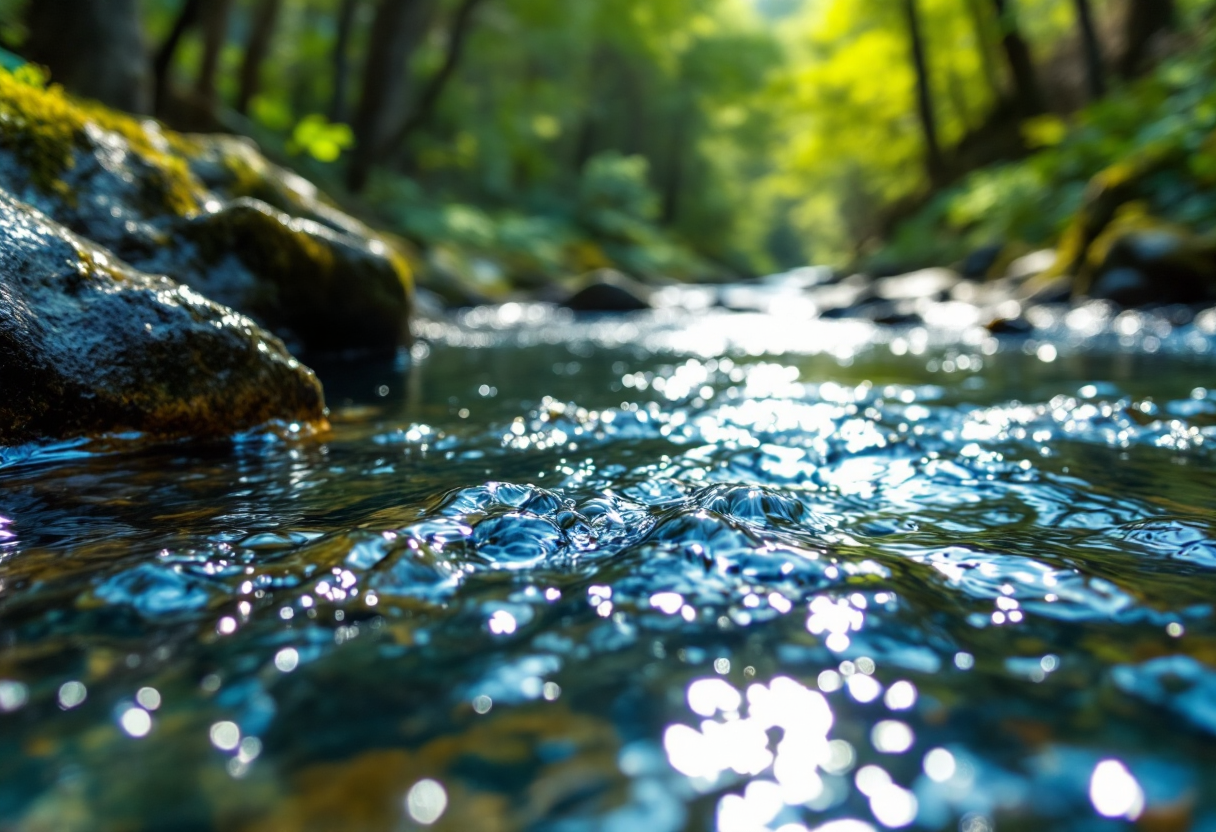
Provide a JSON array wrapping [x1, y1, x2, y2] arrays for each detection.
[[3, 302, 1216, 832]]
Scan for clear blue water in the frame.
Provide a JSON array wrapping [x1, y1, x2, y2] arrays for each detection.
[[1, 302, 1216, 832]]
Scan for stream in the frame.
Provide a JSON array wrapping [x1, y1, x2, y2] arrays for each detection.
[[2, 299, 1216, 831]]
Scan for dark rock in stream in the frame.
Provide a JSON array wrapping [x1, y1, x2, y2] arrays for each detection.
[[1020, 274, 1074, 306], [179, 195, 410, 352], [0, 188, 325, 445], [820, 297, 923, 325], [0, 76, 412, 353], [563, 269, 652, 312], [1089, 228, 1216, 306], [985, 315, 1035, 335]]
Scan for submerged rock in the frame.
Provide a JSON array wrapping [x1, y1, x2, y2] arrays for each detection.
[[0, 188, 325, 444], [0, 71, 411, 352]]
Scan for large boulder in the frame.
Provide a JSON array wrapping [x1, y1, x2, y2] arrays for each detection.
[[0, 188, 325, 445], [0, 70, 411, 353]]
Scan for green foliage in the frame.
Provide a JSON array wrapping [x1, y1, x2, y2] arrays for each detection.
[[287, 114, 353, 163], [887, 20, 1216, 265], [250, 94, 294, 133], [577, 152, 660, 239], [131, 0, 783, 282], [760, 0, 1094, 263], [6, 0, 1213, 280], [364, 161, 711, 292]]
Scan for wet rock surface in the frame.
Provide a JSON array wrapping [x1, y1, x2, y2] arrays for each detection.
[[562, 268, 653, 312], [0, 189, 325, 445], [0, 75, 411, 353], [179, 195, 411, 352]]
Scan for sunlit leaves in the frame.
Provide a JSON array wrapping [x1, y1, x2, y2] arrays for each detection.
[[763, 0, 1089, 262], [287, 114, 353, 163]]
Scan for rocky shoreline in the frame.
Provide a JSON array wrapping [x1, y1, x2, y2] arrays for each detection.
[[420, 240, 1216, 341]]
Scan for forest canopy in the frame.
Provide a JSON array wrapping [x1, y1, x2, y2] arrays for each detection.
[[0, 0, 1206, 287]]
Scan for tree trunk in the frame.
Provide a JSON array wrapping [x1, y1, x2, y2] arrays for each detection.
[[152, 0, 204, 117], [1120, 0, 1176, 78], [989, 0, 1045, 116], [660, 102, 690, 225], [329, 0, 362, 123], [347, 0, 439, 192], [901, 0, 946, 185], [196, 0, 235, 108], [964, 0, 1003, 99], [386, 0, 487, 156], [1072, 0, 1105, 100], [236, 0, 284, 115], [571, 47, 609, 175], [945, 65, 978, 131], [24, 0, 152, 113]]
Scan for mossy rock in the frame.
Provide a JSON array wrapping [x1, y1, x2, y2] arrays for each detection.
[[181, 198, 410, 351], [186, 133, 372, 238], [0, 188, 325, 445], [0, 67, 203, 217], [0, 70, 411, 353]]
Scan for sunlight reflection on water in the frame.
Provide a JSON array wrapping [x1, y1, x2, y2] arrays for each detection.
[[0, 303, 1214, 830]]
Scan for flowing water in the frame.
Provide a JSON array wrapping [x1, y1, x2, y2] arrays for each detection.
[[2, 300, 1216, 832]]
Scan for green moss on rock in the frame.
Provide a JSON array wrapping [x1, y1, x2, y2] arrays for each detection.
[[182, 199, 410, 351], [0, 188, 326, 445], [0, 69, 412, 353], [0, 69, 204, 216]]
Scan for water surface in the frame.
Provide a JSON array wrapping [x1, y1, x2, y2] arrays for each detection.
[[2, 302, 1216, 832]]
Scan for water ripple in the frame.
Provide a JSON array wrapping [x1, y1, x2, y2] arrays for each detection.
[[2, 310, 1215, 830]]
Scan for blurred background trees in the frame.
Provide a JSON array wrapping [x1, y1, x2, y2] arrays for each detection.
[[0, 0, 1207, 286]]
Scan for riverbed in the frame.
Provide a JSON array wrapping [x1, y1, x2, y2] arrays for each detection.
[[2, 300, 1215, 831]]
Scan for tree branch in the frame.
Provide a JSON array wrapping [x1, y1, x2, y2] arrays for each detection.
[[386, 0, 488, 158]]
